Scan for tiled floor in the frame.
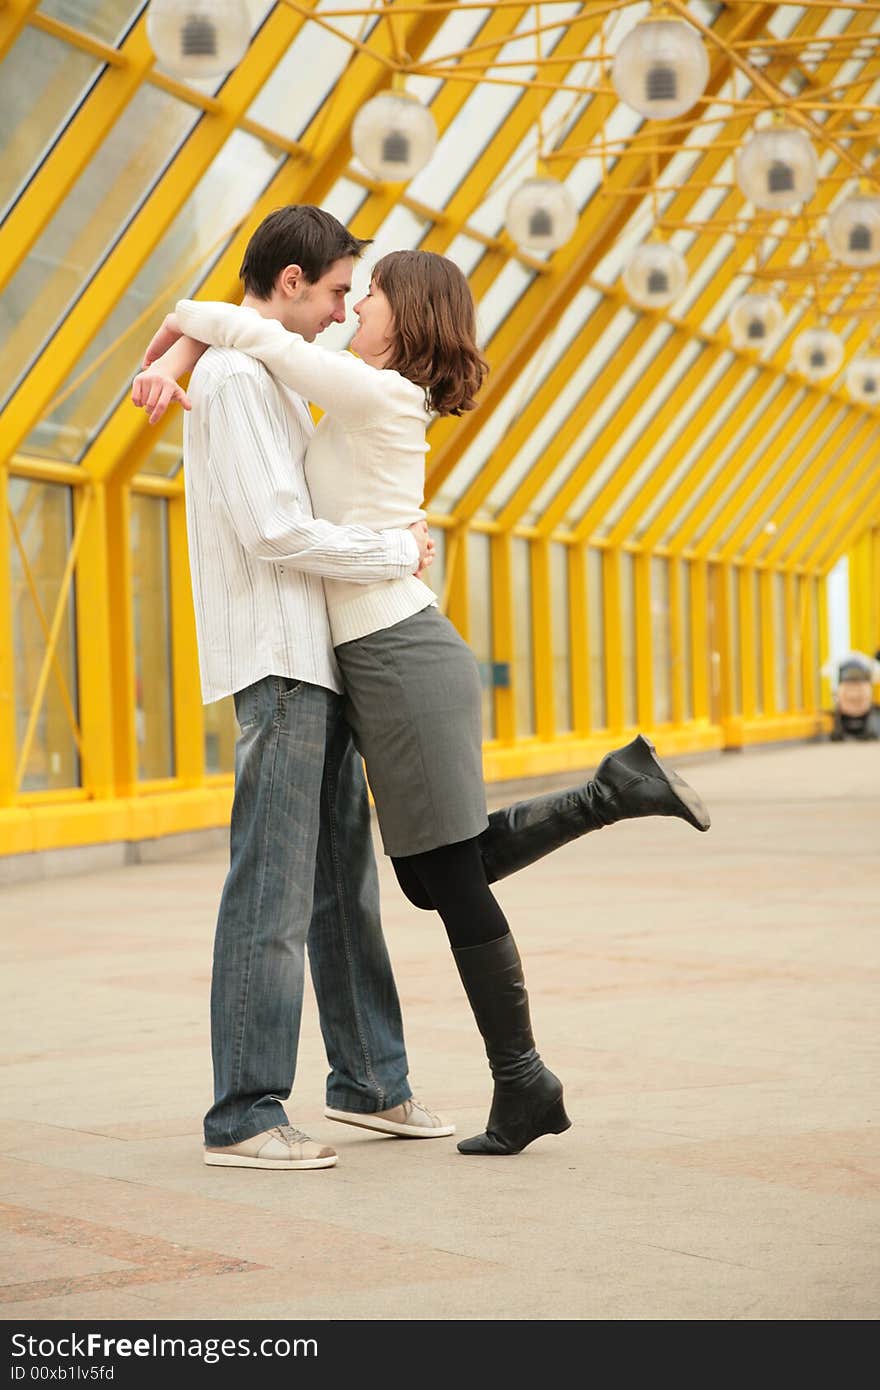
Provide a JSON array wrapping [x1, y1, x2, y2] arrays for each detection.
[[1, 741, 878, 1320]]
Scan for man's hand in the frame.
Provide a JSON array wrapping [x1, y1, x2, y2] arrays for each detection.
[[409, 519, 435, 579], [131, 367, 192, 425]]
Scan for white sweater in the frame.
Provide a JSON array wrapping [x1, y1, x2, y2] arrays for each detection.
[[176, 300, 438, 647]]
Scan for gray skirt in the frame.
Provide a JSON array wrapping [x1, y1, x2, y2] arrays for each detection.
[[335, 606, 489, 857]]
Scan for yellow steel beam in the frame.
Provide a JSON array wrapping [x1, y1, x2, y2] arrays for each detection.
[[671, 381, 808, 556], [776, 418, 879, 568], [0, 16, 157, 294], [0, 0, 40, 64], [79, 0, 455, 485], [668, 555, 684, 723], [455, 297, 624, 524], [422, 2, 776, 501], [712, 397, 846, 561], [496, 312, 656, 532], [812, 465, 880, 573], [747, 408, 875, 565], [0, 1, 315, 472]]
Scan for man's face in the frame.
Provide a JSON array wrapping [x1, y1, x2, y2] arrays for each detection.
[[284, 256, 354, 341]]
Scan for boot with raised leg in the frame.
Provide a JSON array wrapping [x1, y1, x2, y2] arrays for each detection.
[[452, 933, 571, 1156], [478, 733, 710, 884]]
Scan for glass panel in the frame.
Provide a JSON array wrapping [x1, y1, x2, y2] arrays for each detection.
[[550, 542, 571, 733], [38, 1, 147, 45], [651, 555, 671, 724], [511, 538, 534, 737], [680, 560, 693, 722], [0, 27, 99, 218], [775, 572, 787, 712], [139, 410, 184, 478], [620, 550, 636, 727], [23, 129, 284, 462], [810, 576, 821, 708], [468, 531, 494, 740], [131, 494, 173, 779], [204, 695, 236, 775], [9, 479, 80, 791], [586, 547, 605, 729], [1, 83, 202, 424]]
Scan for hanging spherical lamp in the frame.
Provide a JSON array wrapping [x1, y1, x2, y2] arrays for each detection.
[[611, 14, 709, 120], [728, 294, 785, 351], [792, 327, 844, 382], [846, 357, 880, 404], [146, 0, 251, 79], [826, 190, 880, 268], [737, 125, 817, 210], [505, 176, 578, 252], [623, 241, 688, 309], [351, 91, 437, 182]]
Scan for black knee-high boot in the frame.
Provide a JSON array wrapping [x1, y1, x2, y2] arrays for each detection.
[[478, 733, 711, 884], [452, 933, 571, 1156]]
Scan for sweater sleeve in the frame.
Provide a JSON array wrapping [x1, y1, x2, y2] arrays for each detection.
[[176, 300, 417, 427], [207, 371, 420, 581]]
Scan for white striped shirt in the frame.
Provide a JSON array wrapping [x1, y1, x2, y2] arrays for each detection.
[[183, 345, 421, 703], [177, 300, 438, 648]]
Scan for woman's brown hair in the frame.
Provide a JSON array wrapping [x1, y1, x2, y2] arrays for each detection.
[[371, 250, 488, 416]]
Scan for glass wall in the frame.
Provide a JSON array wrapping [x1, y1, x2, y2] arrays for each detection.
[[468, 531, 494, 740], [586, 547, 606, 729], [651, 555, 671, 724], [619, 551, 637, 727], [511, 538, 534, 738], [130, 494, 173, 780], [9, 479, 80, 791], [550, 542, 571, 734]]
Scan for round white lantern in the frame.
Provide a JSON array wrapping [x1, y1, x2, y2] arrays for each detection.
[[146, 0, 250, 79], [737, 126, 817, 210], [826, 193, 880, 268], [612, 16, 709, 120], [505, 177, 578, 252], [623, 241, 688, 308], [351, 92, 437, 182], [792, 327, 844, 381], [728, 294, 785, 350], [846, 357, 880, 404]]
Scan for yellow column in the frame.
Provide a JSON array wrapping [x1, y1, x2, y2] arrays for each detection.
[[759, 568, 776, 716], [739, 567, 757, 721], [603, 549, 624, 734], [104, 481, 137, 795], [530, 539, 554, 742], [634, 551, 654, 730], [817, 578, 831, 712], [784, 569, 798, 714], [800, 576, 816, 713], [490, 532, 516, 745], [168, 494, 203, 787], [444, 525, 470, 644], [669, 556, 684, 726], [690, 558, 710, 723]]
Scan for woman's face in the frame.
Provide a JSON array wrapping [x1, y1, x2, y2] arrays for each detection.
[[351, 280, 395, 365]]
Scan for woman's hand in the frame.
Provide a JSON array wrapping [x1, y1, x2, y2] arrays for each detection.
[[131, 367, 192, 425]]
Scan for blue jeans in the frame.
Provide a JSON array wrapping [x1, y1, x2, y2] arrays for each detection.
[[204, 676, 412, 1147]]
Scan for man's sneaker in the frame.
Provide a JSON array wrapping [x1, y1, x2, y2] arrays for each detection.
[[204, 1124, 337, 1169], [324, 1098, 455, 1138]]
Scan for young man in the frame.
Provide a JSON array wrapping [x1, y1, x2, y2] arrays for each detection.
[[133, 206, 454, 1169]]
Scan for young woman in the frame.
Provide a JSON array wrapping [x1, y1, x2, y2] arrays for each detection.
[[134, 249, 710, 1156]]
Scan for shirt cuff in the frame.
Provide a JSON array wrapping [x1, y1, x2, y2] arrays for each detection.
[[391, 529, 421, 575]]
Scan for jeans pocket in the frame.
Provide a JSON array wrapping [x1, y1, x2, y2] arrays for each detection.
[[274, 676, 304, 724]]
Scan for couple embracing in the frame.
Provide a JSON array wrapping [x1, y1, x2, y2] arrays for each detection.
[[132, 204, 710, 1172]]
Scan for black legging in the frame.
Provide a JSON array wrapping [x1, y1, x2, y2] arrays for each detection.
[[392, 838, 510, 948]]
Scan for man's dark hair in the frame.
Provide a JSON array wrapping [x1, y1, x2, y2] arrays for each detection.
[[239, 205, 371, 298]]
